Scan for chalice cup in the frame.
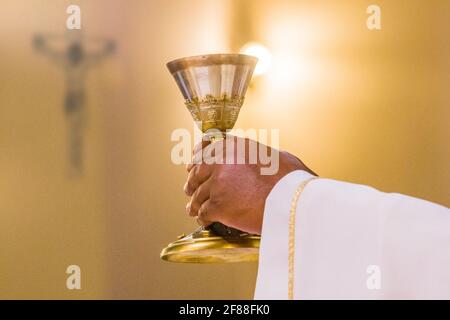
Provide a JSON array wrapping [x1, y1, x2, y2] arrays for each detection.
[[161, 53, 260, 263]]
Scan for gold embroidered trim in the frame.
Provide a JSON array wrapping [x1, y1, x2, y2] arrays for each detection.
[[288, 177, 317, 300]]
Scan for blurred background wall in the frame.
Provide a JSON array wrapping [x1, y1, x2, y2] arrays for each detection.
[[0, 0, 448, 299]]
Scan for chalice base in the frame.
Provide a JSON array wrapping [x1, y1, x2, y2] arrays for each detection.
[[160, 227, 260, 263]]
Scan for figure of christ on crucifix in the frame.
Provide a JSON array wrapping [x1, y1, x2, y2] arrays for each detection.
[[34, 30, 114, 178]]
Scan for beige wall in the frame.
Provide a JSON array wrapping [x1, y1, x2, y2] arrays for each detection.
[[235, 0, 449, 206], [0, 0, 448, 299]]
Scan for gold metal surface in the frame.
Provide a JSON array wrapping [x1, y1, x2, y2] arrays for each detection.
[[161, 228, 260, 263], [164, 53, 258, 264], [185, 95, 245, 132], [166, 53, 258, 74], [167, 53, 257, 134]]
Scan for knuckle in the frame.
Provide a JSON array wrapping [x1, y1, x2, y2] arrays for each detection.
[[198, 199, 211, 216], [214, 168, 227, 180], [194, 163, 202, 176], [185, 202, 192, 215], [189, 207, 197, 217], [185, 181, 195, 196], [208, 195, 221, 211], [183, 181, 190, 193], [211, 173, 223, 188], [197, 207, 208, 221], [190, 199, 199, 214], [208, 184, 218, 199]]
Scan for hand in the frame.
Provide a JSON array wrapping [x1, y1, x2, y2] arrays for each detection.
[[184, 136, 316, 235]]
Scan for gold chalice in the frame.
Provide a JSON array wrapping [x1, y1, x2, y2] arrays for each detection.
[[161, 53, 260, 263]]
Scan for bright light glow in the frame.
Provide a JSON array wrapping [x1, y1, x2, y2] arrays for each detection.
[[240, 42, 272, 76]]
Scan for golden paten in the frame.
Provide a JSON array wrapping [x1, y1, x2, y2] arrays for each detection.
[[164, 53, 259, 263]]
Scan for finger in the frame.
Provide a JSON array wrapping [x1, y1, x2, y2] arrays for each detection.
[[186, 162, 194, 172], [188, 136, 230, 173], [203, 145, 225, 165], [187, 178, 212, 217], [197, 198, 221, 226], [193, 139, 211, 155], [185, 140, 211, 173], [184, 163, 213, 196], [186, 140, 212, 172], [196, 216, 212, 228], [186, 151, 202, 173], [196, 199, 213, 227]]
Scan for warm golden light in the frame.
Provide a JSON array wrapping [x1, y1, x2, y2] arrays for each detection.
[[240, 42, 272, 76]]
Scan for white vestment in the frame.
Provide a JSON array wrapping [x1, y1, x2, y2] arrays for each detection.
[[255, 170, 450, 299]]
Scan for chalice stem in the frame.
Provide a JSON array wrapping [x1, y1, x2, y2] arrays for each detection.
[[204, 133, 250, 238]]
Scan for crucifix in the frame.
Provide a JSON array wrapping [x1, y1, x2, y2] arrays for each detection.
[[33, 30, 114, 178]]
